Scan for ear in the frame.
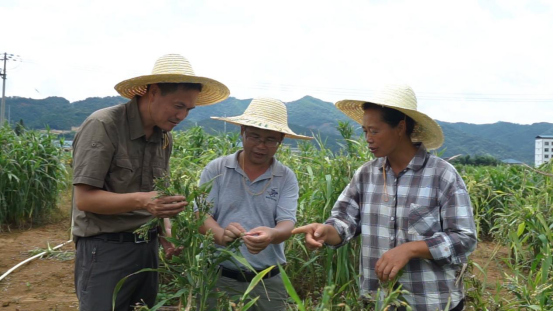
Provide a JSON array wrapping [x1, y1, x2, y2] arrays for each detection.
[[148, 84, 159, 99], [397, 120, 406, 137], [240, 126, 246, 136]]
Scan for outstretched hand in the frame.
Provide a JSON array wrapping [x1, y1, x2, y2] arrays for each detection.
[[291, 223, 332, 250]]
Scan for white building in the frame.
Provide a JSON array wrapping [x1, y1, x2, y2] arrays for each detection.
[[535, 135, 553, 167]]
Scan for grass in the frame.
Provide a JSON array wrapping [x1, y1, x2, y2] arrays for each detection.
[[0, 124, 68, 229]]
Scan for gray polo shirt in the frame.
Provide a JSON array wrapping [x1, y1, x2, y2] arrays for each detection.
[[72, 97, 171, 237], [199, 151, 298, 270]]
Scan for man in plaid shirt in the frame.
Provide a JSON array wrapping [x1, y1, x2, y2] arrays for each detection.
[[293, 84, 477, 311]]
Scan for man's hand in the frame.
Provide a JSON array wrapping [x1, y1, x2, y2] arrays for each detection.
[[144, 191, 187, 218], [242, 226, 276, 254], [291, 223, 333, 250], [375, 241, 432, 281], [159, 236, 182, 261], [375, 244, 412, 282], [221, 222, 246, 246]]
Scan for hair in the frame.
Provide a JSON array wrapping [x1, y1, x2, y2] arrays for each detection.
[[362, 102, 415, 136], [147, 82, 203, 95]]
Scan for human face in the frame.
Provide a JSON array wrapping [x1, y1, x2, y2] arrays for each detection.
[[149, 85, 200, 131], [362, 108, 402, 158], [241, 126, 283, 166]]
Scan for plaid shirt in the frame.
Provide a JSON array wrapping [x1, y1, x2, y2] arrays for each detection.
[[325, 144, 477, 311]]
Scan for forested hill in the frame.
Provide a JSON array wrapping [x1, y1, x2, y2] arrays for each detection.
[[6, 95, 552, 164]]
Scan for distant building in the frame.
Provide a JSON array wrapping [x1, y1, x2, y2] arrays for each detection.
[[501, 159, 523, 165], [535, 135, 553, 166]]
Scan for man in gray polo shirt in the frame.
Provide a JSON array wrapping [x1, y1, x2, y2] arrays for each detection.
[[198, 98, 312, 310], [72, 54, 229, 310]]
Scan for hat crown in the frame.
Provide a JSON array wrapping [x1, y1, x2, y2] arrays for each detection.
[[151, 54, 196, 76], [372, 84, 418, 111], [243, 98, 288, 126]]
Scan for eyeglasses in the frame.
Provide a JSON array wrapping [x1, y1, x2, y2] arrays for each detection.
[[244, 133, 281, 148]]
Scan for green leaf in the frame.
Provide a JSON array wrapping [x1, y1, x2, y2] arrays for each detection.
[[242, 266, 275, 301], [278, 264, 305, 311], [112, 268, 168, 310], [241, 297, 259, 311], [516, 222, 526, 237]]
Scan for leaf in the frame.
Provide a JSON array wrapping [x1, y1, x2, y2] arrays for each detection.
[[242, 266, 275, 301], [241, 297, 259, 311], [278, 264, 305, 311], [220, 249, 258, 273], [517, 222, 526, 237], [112, 268, 168, 310]]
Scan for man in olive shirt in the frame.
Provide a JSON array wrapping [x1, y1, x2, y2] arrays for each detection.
[[72, 54, 229, 310]]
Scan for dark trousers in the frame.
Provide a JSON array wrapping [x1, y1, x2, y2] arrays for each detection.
[[74, 237, 159, 311]]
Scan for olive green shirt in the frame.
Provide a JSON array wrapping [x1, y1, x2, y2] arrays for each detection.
[[71, 97, 171, 237]]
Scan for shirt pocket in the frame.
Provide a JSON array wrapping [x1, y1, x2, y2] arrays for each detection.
[[109, 158, 134, 185], [407, 203, 441, 241], [152, 161, 167, 179]]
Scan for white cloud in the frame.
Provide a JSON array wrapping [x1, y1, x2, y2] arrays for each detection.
[[1, 0, 552, 124]]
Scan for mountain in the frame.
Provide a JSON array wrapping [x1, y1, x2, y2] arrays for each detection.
[[4, 95, 552, 164]]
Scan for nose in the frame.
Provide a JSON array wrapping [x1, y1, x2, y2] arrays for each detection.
[[365, 133, 373, 144], [176, 110, 189, 121]]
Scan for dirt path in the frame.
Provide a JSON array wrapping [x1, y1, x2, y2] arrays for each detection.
[[470, 240, 512, 288], [0, 193, 78, 311]]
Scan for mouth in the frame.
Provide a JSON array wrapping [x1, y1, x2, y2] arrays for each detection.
[[369, 147, 378, 154], [169, 120, 179, 126], [252, 151, 266, 158]]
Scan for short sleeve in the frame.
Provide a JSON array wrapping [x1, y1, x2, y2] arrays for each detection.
[[72, 118, 115, 188], [275, 169, 298, 224]]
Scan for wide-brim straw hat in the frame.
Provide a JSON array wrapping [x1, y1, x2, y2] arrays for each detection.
[[335, 84, 444, 150], [211, 98, 312, 140], [114, 54, 230, 106]]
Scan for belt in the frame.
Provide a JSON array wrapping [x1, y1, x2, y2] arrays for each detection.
[[219, 266, 280, 283], [88, 228, 158, 244]]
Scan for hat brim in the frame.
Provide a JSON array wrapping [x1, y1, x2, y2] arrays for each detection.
[[114, 74, 230, 106], [335, 100, 444, 150], [211, 116, 313, 140]]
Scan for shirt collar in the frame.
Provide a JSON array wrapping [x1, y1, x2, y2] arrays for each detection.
[[376, 143, 428, 172], [127, 96, 162, 143], [225, 150, 285, 177]]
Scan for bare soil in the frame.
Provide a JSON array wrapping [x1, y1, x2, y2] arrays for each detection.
[[0, 192, 78, 311]]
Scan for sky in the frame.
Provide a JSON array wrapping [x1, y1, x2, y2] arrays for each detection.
[[1, 0, 553, 124]]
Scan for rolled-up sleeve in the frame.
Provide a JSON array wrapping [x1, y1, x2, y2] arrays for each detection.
[[325, 172, 361, 249], [72, 118, 115, 188], [425, 177, 477, 266]]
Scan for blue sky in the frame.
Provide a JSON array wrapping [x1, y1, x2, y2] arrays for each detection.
[[2, 0, 553, 124]]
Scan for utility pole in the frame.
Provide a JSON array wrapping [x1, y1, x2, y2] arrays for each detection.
[[1, 53, 7, 125], [1, 53, 19, 125]]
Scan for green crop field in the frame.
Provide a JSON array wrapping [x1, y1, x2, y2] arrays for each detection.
[[1, 124, 552, 310], [0, 125, 68, 228]]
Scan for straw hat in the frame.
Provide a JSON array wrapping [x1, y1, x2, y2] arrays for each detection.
[[335, 84, 444, 150], [114, 54, 230, 106], [211, 98, 312, 140]]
